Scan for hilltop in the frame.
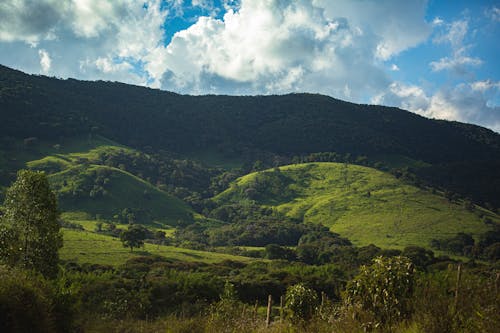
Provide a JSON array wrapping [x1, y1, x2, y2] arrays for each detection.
[[215, 163, 498, 249]]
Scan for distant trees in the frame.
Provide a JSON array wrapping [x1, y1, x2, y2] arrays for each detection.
[[120, 225, 147, 251], [0, 170, 62, 278]]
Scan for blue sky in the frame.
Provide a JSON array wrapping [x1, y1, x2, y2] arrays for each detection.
[[0, 0, 498, 131]]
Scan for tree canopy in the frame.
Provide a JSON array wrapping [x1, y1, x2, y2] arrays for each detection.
[[0, 170, 62, 278]]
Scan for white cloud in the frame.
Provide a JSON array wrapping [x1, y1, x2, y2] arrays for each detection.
[[372, 82, 430, 114], [470, 80, 500, 93], [430, 55, 482, 72], [390, 64, 400, 71], [38, 49, 51, 73], [0, 0, 64, 44], [314, 0, 431, 60], [432, 17, 444, 26], [373, 81, 500, 132], [430, 19, 483, 75], [0, 0, 167, 84], [485, 6, 500, 22], [152, 0, 429, 97]]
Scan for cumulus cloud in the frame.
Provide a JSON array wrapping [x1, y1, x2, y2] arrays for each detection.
[[0, 0, 63, 44], [0, 0, 167, 82], [0, 0, 430, 98], [38, 49, 51, 73], [373, 81, 500, 132], [150, 0, 431, 97], [314, 0, 431, 60]]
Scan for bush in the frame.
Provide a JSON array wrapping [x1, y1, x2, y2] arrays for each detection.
[[0, 266, 56, 332], [344, 256, 415, 328], [285, 283, 319, 323]]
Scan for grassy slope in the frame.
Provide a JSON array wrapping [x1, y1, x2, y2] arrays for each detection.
[[61, 228, 254, 266], [215, 162, 498, 249], [26, 139, 194, 227]]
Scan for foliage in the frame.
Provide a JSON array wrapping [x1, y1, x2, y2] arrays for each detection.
[[120, 225, 147, 251], [345, 256, 415, 328], [0, 170, 62, 278], [0, 265, 76, 333], [285, 283, 319, 322], [215, 162, 497, 251]]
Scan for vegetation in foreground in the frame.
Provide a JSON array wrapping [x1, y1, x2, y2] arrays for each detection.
[[1, 170, 499, 333]]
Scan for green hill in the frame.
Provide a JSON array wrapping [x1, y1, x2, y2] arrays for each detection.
[[215, 162, 499, 249], [26, 143, 194, 227], [1, 65, 499, 207]]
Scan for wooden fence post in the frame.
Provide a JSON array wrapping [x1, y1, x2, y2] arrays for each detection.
[[454, 264, 462, 313], [279, 295, 284, 324], [266, 295, 272, 328]]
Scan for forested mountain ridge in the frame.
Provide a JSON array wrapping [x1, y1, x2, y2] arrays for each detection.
[[1, 64, 499, 206]]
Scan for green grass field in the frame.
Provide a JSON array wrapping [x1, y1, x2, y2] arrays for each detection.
[[25, 141, 194, 227], [216, 162, 499, 249], [60, 228, 254, 266]]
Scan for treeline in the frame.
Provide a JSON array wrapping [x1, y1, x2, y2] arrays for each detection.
[[431, 228, 500, 261]]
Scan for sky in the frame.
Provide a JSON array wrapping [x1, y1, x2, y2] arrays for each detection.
[[0, 0, 499, 132]]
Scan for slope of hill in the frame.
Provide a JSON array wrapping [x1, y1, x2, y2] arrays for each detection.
[[215, 163, 498, 249], [61, 228, 253, 266], [26, 142, 194, 227], [1, 64, 499, 207]]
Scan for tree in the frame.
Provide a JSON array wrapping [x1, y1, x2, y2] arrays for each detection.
[[120, 225, 147, 251], [345, 256, 415, 327], [0, 170, 62, 278], [285, 283, 319, 323]]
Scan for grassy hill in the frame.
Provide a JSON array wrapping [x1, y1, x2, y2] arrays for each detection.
[[215, 162, 499, 249], [26, 141, 194, 227], [60, 228, 254, 266]]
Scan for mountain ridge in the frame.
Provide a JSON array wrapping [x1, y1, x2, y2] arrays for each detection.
[[1, 64, 499, 207]]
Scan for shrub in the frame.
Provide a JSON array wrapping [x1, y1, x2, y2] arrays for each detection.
[[285, 283, 319, 323], [344, 256, 415, 328]]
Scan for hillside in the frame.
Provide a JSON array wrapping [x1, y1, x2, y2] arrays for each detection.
[[26, 141, 194, 227], [0, 65, 499, 207], [215, 163, 498, 249]]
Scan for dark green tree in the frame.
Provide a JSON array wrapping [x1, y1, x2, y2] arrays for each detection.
[[0, 170, 62, 278], [120, 225, 147, 251]]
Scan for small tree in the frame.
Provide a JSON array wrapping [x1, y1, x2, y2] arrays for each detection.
[[120, 225, 146, 251], [285, 283, 319, 323], [0, 170, 62, 278], [345, 256, 415, 327]]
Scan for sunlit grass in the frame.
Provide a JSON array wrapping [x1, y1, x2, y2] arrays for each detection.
[[216, 162, 499, 250], [60, 229, 255, 266]]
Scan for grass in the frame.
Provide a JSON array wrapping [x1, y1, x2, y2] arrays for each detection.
[[60, 228, 255, 266], [24, 140, 194, 227], [215, 162, 499, 250], [49, 164, 193, 226]]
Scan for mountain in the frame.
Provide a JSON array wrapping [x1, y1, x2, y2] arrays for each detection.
[[214, 162, 498, 249], [0, 64, 499, 208]]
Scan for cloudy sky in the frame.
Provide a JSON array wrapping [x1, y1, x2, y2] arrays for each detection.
[[1, 0, 499, 131]]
